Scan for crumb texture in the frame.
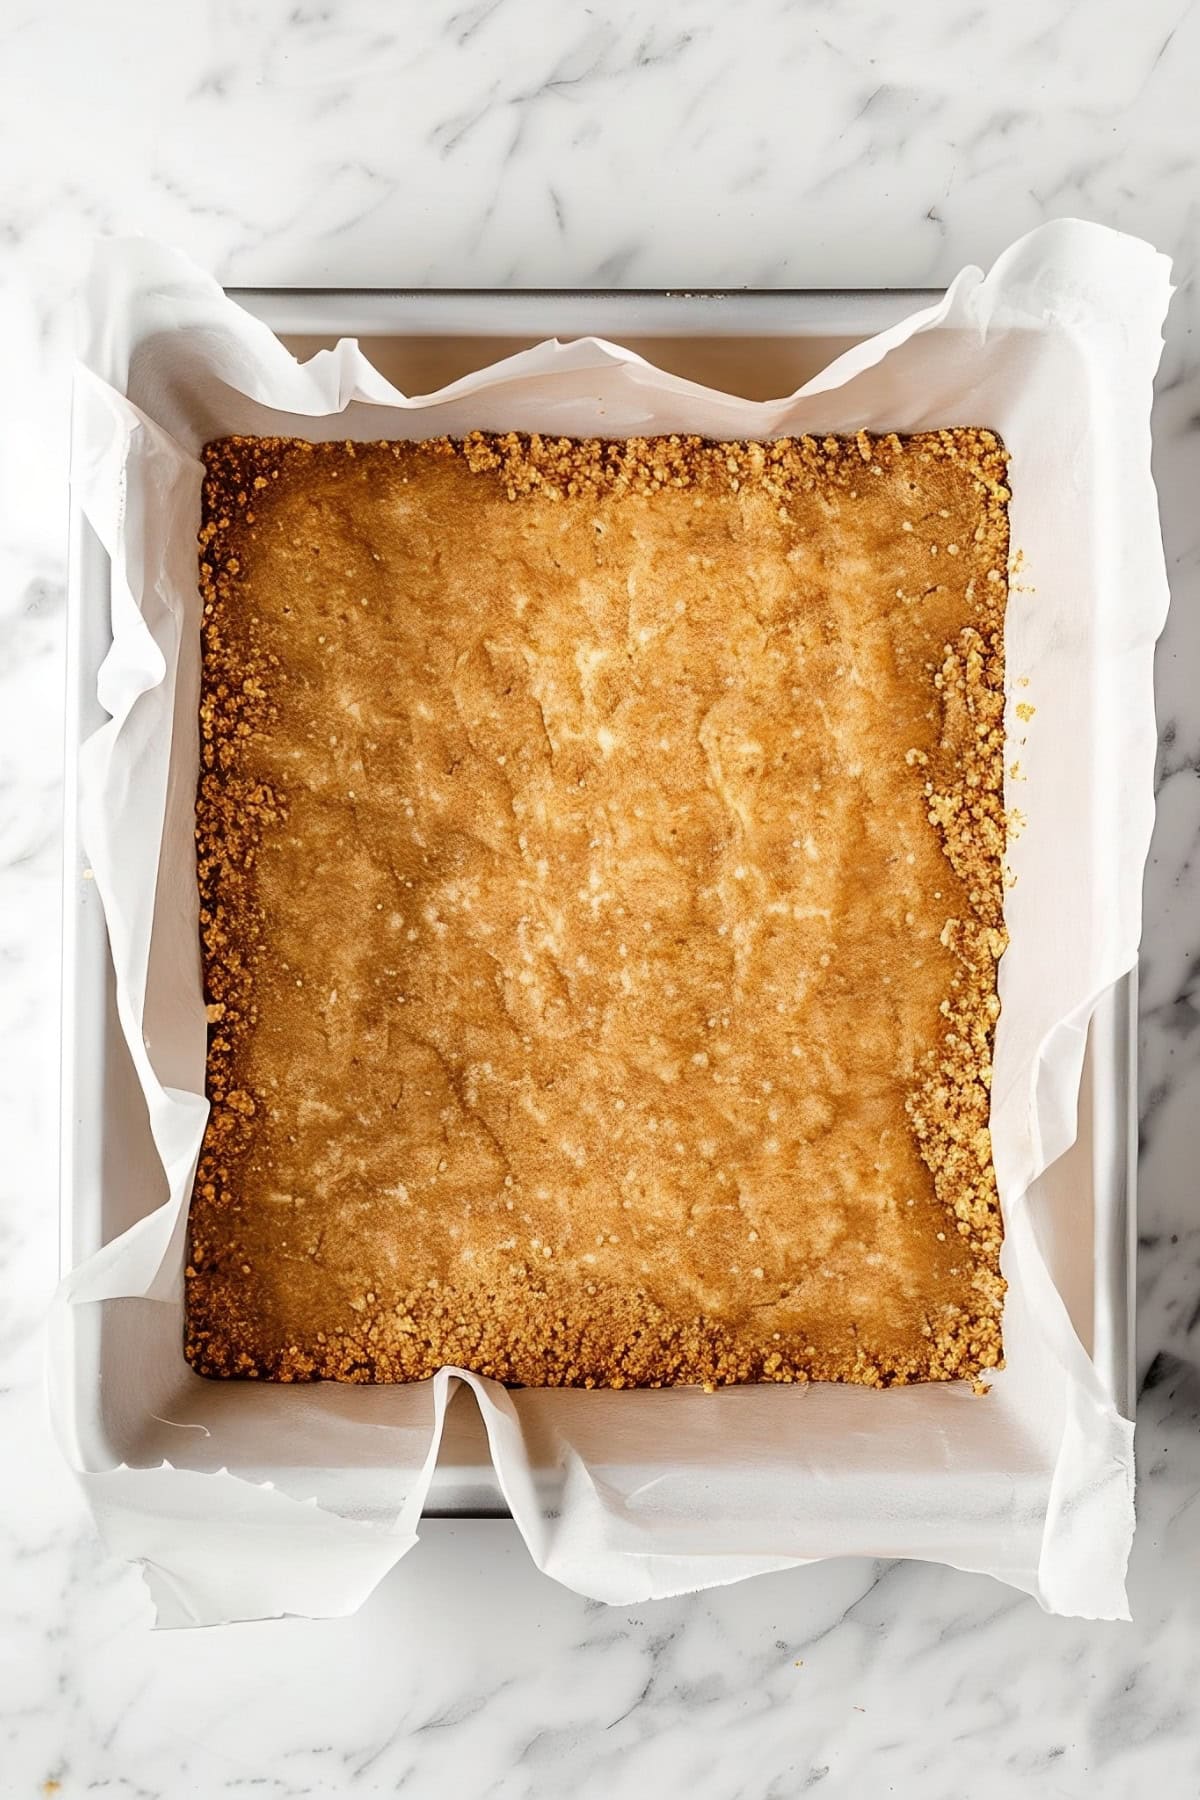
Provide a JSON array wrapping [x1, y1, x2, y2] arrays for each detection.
[[186, 429, 1009, 1389]]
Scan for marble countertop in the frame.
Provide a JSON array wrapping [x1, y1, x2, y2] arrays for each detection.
[[3, 1, 1199, 1794]]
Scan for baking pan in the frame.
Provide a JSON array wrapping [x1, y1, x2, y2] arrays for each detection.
[[60, 290, 1138, 1518]]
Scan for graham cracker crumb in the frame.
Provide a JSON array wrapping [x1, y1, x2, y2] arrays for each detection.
[[186, 429, 1009, 1390]]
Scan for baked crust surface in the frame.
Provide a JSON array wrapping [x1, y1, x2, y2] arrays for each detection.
[[185, 429, 1009, 1389]]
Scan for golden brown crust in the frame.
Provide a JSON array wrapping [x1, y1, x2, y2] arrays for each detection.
[[185, 429, 1009, 1389]]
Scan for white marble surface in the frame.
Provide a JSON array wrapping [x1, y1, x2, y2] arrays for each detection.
[[2, 0, 1199, 1793]]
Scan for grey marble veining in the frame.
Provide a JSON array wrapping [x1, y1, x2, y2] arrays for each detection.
[[2, 0, 1199, 1793]]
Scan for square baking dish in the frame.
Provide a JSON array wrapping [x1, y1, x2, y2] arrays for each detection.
[[60, 289, 1137, 1519]]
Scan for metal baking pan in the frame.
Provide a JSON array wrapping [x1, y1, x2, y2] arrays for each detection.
[[60, 290, 1137, 1519]]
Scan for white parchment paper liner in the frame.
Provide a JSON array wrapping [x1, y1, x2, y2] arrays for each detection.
[[53, 224, 1171, 1624]]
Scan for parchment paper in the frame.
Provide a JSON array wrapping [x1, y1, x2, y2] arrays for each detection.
[[53, 223, 1171, 1625]]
